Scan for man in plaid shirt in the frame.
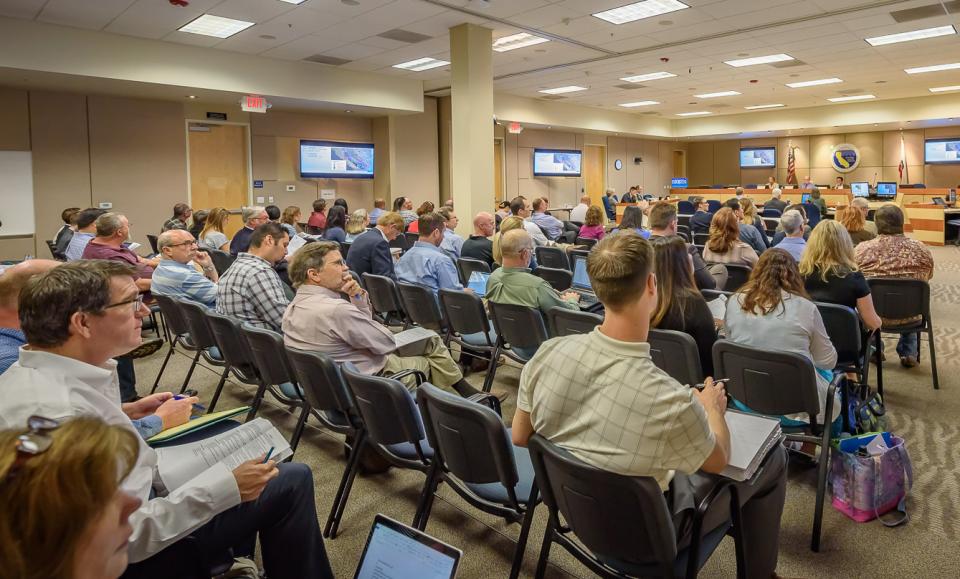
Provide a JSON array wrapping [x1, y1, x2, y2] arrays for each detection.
[[216, 222, 290, 332]]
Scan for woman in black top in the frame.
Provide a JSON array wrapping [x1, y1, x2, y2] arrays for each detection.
[[650, 236, 717, 376], [798, 220, 881, 331]]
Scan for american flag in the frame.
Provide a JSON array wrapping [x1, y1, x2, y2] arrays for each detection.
[[786, 146, 797, 185]]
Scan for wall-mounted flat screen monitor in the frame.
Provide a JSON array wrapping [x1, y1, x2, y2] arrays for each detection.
[[300, 140, 374, 179], [851, 182, 870, 198], [739, 147, 776, 168], [876, 182, 898, 198], [925, 138, 960, 164], [533, 149, 582, 177]]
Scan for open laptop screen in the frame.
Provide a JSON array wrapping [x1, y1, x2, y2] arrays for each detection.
[[572, 258, 592, 291], [355, 514, 461, 579]]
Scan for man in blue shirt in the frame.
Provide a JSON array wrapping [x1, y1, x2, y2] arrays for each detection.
[[0, 259, 61, 374], [368, 198, 386, 225], [64, 207, 106, 261], [530, 197, 564, 240], [151, 229, 220, 308], [230, 206, 269, 256], [724, 198, 767, 255], [438, 206, 464, 259], [396, 212, 465, 295], [772, 210, 806, 261]]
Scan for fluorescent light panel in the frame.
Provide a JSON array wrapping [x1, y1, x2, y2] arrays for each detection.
[[677, 111, 711, 117], [620, 71, 676, 83], [827, 94, 876, 102], [393, 57, 449, 71], [493, 32, 549, 52], [865, 25, 956, 46], [724, 53, 793, 67], [930, 85, 960, 92], [593, 0, 689, 25], [786, 77, 843, 88], [178, 14, 254, 38], [539, 85, 587, 94], [694, 90, 741, 98], [905, 62, 960, 74], [744, 103, 785, 110], [278, 0, 308, 4], [619, 100, 660, 107]]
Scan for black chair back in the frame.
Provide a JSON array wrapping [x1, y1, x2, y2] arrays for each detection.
[[761, 208, 782, 218], [342, 365, 429, 462], [693, 232, 710, 246], [404, 232, 420, 247], [208, 249, 236, 275], [648, 328, 703, 385], [488, 301, 548, 351], [438, 289, 494, 345], [535, 246, 569, 270], [677, 200, 695, 214], [147, 234, 159, 254], [153, 294, 191, 339], [362, 273, 407, 324], [203, 310, 259, 379], [575, 237, 598, 249], [547, 308, 602, 337], [241, 324, 295, 389], [397, 282, 445, 331], [339, 241, 351, 258], [762, 218, 779, 236], [456, 257, 491, 286], [815, 302, 863, 368], [720, 263, 752, 292], [284, 347, 356, 424], [867, 278, 929, 323], [176, 298, 219, 350], [533, 266, 572, 292]]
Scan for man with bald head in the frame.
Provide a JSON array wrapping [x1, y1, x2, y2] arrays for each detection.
[[0, 259, 61, 374], [151, 229, 219, 308], [486, 229, 580, 318], [81, 212, 157, 293], [461, 211, 496, 267]]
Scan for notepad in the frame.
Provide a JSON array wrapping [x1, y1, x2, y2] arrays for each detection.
[[706, 293, 727, 321], [721, 410, 783, 482], [394, 326, 439, 357], [146, 406, 249, 445]]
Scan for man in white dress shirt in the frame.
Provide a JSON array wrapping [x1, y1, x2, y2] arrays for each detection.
[[0, 259, 332, 577]]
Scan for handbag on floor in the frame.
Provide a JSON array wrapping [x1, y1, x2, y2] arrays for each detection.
[[830, 432, 912, 525], [845, 381, 887, 434]]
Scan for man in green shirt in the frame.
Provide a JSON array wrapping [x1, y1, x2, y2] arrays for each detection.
[[486, 229, 580, 317]]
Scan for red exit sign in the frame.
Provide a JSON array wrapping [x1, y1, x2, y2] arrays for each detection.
[[240, 95, 270, 113]]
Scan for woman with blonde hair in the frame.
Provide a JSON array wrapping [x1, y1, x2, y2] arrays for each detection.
[[492, 215, 538, 267], [0, 416, 142, 579], [345, 209, 369, 242], [800, 220, 881, 331], [280, 206, 302, 238], [836, 205, 876, 246], [703, 207, 758, 267], [199, 206, 230, 251], [739, 197, 769, 248], [577, 206, 606, 240]]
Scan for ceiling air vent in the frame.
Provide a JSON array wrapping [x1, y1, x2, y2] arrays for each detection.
[[540, 95, 567, 100], [377, 29, 432, 43], [304, 54, 352, 66], [771, 59, 806, 68]]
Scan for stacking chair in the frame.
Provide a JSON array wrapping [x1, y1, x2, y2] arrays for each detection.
[[533, 266, 572, 292], [338, 241, 351, 258], [150, 294, 201, 394], [487, 302, 549, 392], [762, 218, 779, 238], [202, 310, 266, 419], [438, 288, 498, 372], [706, 200, 721, 213], [174, 298, 228, 394], [575, 237, 598, 249], [535, 246, 569, 270], [397, 282, 445, 333], [207, 249, 236, 275], [528, 434, 744, 579], [404, 231, 420, 247], [648, 329, 703, 386], [362, 273, 409, 328], [547, 307, 602, 337], [867, 278, 938, 392], [456, 257, 492, 286], [713, 341, 841, 552], [708, 263, 751, 292], [816, 302, 872, 389], [677, 200, 695, 214], [415, 383, 538, 579], [147, 234, 160, 255], [761, 207, 782, 218], [389, 231, 409, 253], [693, 232, 710, 246]]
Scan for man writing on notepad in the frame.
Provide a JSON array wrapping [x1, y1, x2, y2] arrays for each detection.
[[511, 234, 788, 579]]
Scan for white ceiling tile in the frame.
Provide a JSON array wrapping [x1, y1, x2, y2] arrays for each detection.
[[402, 10, 487, 37], [105, 0, 223, 39], [299, 0, 394, 18], [39, 0, 138, 30], [209, 0, 296, 24], [0, 0, 47, 20], [321, 42, 386, 60], [162, 30, 224, 48]]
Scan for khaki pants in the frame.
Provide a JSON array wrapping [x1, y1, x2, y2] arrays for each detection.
[[381, 335, 463, 392]]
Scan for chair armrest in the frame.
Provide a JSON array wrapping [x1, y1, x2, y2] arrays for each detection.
[[384, 368, 427, 386]]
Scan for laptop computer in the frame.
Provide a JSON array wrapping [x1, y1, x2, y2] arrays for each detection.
[[800, 193, 812, 204], [354, 514, 462, 579], [466, 271, 489, 297], [571, 258, 599, 308]]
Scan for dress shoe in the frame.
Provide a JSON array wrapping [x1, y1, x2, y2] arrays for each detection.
[[900, 355, 919, 368]]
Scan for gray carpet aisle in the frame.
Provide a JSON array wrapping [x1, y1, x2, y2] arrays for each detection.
[[134, 245, 960, 578]]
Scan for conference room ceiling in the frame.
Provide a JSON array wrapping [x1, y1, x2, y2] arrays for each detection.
[[2, 0, 959, 118]]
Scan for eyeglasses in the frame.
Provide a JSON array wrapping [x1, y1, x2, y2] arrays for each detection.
[[104, 294, 145, 314], [325, 258, 347, 267], [6, 415, 60, 480], [168, 240, 198, 248]]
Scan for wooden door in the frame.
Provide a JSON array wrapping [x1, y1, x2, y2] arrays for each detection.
[[673, 150, 686, 178], [188, 123, 249, 237], [584, 145, 606, 208], [494, 140, 504, 205]]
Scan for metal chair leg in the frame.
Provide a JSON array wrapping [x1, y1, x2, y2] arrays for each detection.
[[533, 519, 554, 579], [207, 367, 230, 414], [246, 381, 269, 421], [508, 488, 539, 579], [289, 402, 311, 452], [927, 326, 939, 390], [874, 331, 884, 399], [178, 350, 202, 394], [150, 344, 176, 394], [482, 345, 502, 393], [325, 432, 366, 539]]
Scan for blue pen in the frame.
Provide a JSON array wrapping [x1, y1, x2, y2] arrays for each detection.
[[262, 447, 276, 464], [173, 394, 206, 415]]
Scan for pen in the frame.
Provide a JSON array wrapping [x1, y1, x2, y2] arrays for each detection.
[[262, 447, 275, 464], [693, 378, 731, 391]]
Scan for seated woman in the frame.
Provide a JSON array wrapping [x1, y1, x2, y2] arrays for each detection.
[[306, 198, 327, 234], [836, 206, 876, 246], [406, 201, 435, 234], [739, 197, 769, 248], [771, 204, 812, 245], [809, 187, 828, 218], [198, 207, 231, 252], [724, 249, 839, 426], [800, 220, 882, 332], [280, 206, 302, 239], [609, 205, 650, 239], [577, 206, 606, 241], [650, 236, 717, 376], [702, 207, 759, 268], [0, 416, 141, 579], [322, 206, 348, 243], [344, 209, 369, 242]]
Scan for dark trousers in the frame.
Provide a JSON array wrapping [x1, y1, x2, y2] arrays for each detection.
[[123, 463, 333, 579], [117, 356, 138, 402]]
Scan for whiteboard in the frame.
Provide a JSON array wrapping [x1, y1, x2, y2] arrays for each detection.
[[0, 151, 34, 236]]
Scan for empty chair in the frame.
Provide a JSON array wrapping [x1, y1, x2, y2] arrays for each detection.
[[174, 298, 228, 394], [706, 200, 721, 213], [397, 281, 445, 332], [761, 207, 782, 218], [693, 232, 710, 246], [816, 302, 872, 389], [438, 288, 498, 370], [533, 266, 572, 293], [487, 302, 549, 391], [527, 434, 744, 579], [547, 307, 602, 337], [202, 309, 265, 418], [207, 248, 236, 275], [716, 263, 752, 292], [150, 294, 201, 393], [535, 246, 569, 270], [576, 237, 598, 249], [867, 278, 938, 393], [677, 200, 695, 214], [648, 328, 704, 385], [147, 234, 159, 255], [678, 214, 691, 229], [456, 257, 492, 286], [762, 218, 779, 237], [362, 273, 408, 327], [414, 383, 538, 579], [404, 231, 420, 247]]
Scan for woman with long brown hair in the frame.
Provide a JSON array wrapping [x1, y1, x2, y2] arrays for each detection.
[[198, 207, 230, 251], [723, 248, 838, 425], [703, 207, 758, 267], [836, 205, 876, 245], [650, 236, 717, 374]]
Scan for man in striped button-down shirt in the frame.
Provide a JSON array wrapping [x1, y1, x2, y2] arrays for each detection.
[[151, 229, 219, 308]]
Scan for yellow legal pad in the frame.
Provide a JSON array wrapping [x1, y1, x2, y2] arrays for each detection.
[[147, 406, 250, 445]]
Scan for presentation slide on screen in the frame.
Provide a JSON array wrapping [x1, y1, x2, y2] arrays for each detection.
[[300, 142, 374, 177], [356, 523, 456, 579], [739, 148, 776, 167], [533, 150, 582, 176], [925, 140, 960, 163]]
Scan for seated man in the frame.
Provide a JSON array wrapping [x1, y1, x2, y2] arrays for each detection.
[[230, 206, 269, 256], [217, 223, 290, 332], [486, 229, 580, 317], [64, 207, 106, 261], [283, 242, 479, 397], [569, 195, 590, 223], [688, 196, 713, 235], [772, 210, 806, 261], [602, 188, 618, 220], [82, 213, 158, 293], [161, 202, 192, 232], [438, 206, 464, 259], [511, 233, 788, 579], [151, 229, 219, 308], [530, 197, 564, 240], [510, 196, 550, 247], [0, 260, 331, 577], [0, 259, 61, 374], [53, 207, 80, 258], [764, 188, 788, 214], [346, 211, 404, 280], [396, 212, 465, 294], [460, 212, 496, 267], [647, 202, 722, 291], [369, 198, 387, 225]]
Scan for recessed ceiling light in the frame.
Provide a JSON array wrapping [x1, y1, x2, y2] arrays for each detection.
[[676, 111, 711, 116], [694, 90, 741, 98], [539, 85, 588, 94], [186, 95, 197, 99], [906, 62, 960, 74], [930, 85, 960, 92], [493, 32, 549, 52], [345, 110, 353, 113], [619, 100, 660, 107], [827, 94, 876, 102], [279, 0, 308, 4], [341, 0, 360, 5], [724, 53, 793, 67], [393, 57, 449, 71], [593, 0, 689, 25], [786, 77, 843, 88], [178, 14, 254, 38], [258, 34, 277, 40], [744, 103, 784, 110], [619, 71, 676, 83], [865, 25, 956, 46]]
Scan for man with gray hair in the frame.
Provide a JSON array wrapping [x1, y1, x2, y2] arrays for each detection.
[[602, 187, 619, 220], [81, 212, 157, 292], [230, 206, 269, 256], [851, 197, 878, 234], [772, 210, 806, 261], [765, 188, 788, 214], [151, 229, 219, 308]]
